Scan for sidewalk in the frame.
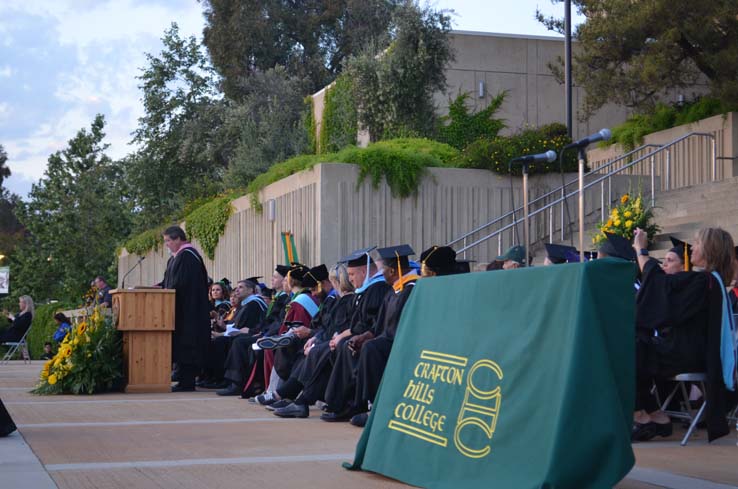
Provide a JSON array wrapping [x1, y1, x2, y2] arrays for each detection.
[[1, 362, 736, 489]]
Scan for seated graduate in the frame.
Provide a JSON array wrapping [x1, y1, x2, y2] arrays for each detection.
[[209, 280, 232, 333], [204, 278, 267, 390], [632, 226, 737, 442], [347, 244, 421, 427], [258, 263, 356, 414], [495, 245, 526, 270], [1, 295, 34, 343], [274, 246, 420, 421], [211, 265, 292, 395], [419, 246, 458, 277]]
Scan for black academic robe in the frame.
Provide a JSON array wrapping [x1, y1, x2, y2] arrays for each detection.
[[350, 281, 393, 336], [325, 281, 393, 411], [636, 258, 730, 441], [311, 292, 338, 342], [162, 247, 210, 368], [356, 280, 418, 406], [0, 311, 32, 343], [259, 292, 291, 336], [0, 398, 16, 437]]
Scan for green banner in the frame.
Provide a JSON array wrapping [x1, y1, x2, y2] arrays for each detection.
[[347, 259, 636, 488]]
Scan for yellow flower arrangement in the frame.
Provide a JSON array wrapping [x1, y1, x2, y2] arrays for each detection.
[[593, 190, 659, 246], [33, 306, 123, 395]]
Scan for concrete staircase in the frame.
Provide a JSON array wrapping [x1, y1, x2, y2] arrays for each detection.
[[649, 176, 738, 258]]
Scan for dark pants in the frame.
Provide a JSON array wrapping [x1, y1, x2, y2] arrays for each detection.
[[294, 341, 335, 405], [223, 335, 259, 387], [0, 399, 16, 437], [355, 335, 393, 409], [324, 339, 359, 412]]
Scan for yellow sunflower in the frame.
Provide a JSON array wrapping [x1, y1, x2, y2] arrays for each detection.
[[77, 322, 87, 336], [48, 374, 58, 385], [621, 194, 629, 204]]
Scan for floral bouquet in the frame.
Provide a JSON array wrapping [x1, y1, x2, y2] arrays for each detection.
[[593, 191, 660, 246], [33, 307, 123, 395]]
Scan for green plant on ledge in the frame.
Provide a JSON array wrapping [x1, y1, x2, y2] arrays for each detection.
[[123, 225, 167, 257], [185, 195, 234, 260], [245, 138, 459, 210]]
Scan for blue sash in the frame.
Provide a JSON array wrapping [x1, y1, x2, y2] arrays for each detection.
[[711, 271, 736, 390], [241, 294, 268, 312], [356, 271, 386, 294], [292, 293, 319, 318]]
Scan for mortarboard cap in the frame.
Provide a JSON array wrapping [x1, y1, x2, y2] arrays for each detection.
[[454, 259, 475, 274], [420, 246, 457, 275], [598, 233, 635, 261], [669, 237, 693, 271], [275, 265, 290, 277], [374, 244, 415, 270], [495, 245, 526, 264], [310, 264, 329, 282], [243, 276, 262, 288], [339, 246, 377, 267], [287, 264, 309, 282], [260, 286, 273, 297], [545, 243, 577, 264]]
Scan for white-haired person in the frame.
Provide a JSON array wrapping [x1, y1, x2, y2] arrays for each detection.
[[1, 295, 34, 343]]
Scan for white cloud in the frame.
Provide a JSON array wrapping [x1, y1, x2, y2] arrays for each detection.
[[0, 0, 205, 198], [0, 65, 12, 78]]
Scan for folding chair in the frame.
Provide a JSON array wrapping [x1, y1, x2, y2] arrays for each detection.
[[1, 327, 32, 365], [659, 372, 707, 446]]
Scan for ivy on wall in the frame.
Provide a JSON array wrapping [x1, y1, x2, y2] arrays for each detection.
[[319, 75, 358, 154], [184, 194, 234, 260], [246, 137, 459, 207], [123, 226, 167, 257], [303, 96, 318, 155], [437, 92, 506, 150]]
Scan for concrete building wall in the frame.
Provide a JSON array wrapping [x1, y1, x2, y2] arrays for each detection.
[[119, 164, 643, 286], [587, 112, 738, 189], [439, 31, 629, 140]]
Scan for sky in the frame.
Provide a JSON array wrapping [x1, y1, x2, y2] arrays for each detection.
[[0, 0, 584, 198]]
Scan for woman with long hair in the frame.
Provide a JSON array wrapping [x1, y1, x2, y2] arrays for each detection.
[[1, 295, 34, 343], [632, 227, 737, 442]]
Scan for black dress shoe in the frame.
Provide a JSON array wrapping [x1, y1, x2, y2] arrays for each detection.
[[273, 402, 309, 418], [216, 383, 242, 396], [632, 421, 673, 442], [265, 399, 292, 411], [350, 412, 368, 427], [320, 406, 359, 422], [203, 380, 229, 389], [171, 383, 195, 392]]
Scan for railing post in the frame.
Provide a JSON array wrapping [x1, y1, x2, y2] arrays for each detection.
[[711, 136, 717, 181], [665, 149, 671, 191], [560, 188, 565, 241], [600, 180, 605, 222], [549, 206, 553, 243], [497, 234, 502, 256], [650, 155, 655, 207], [463, 237, 467, 260]]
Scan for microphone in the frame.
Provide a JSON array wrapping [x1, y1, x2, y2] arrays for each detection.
[[564, 128, 611, 149], [511, 150, 557, 164], [121, 256, 145, 289]]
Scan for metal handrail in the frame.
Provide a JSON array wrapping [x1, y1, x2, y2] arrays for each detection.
[[446, 143, 661, 247], [455, 131, 717, 254]]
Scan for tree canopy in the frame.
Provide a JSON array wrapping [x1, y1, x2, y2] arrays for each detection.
[[11, 115, 132, 302], [201, 0, 401, 99], [539, 0, 738, 115]]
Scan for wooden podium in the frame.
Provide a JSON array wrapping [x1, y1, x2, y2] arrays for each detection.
[[111, 288, 175, 393]]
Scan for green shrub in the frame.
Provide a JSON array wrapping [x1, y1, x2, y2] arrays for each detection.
[[303, 96, 317, 155], [122, 226, 167, 257], [608, 97, 737, 150], [27, 302, 76, 359], [437, 92, 506, 150], [185, 195, 234, 260], [455, 123, 576, 175], [246, 138, 459, 206]]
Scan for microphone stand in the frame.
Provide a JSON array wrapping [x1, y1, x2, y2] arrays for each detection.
[[522, 161, 531, 267], [121, 256, 145, 289], [578, 148, 586, 263]]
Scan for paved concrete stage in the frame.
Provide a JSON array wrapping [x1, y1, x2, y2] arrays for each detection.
[[1, 362, 736, 489]]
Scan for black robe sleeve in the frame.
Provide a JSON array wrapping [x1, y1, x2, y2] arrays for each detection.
[[235, 301, 266, 331], [1, 312, 32, 343], [350, 282, 393, 335]]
